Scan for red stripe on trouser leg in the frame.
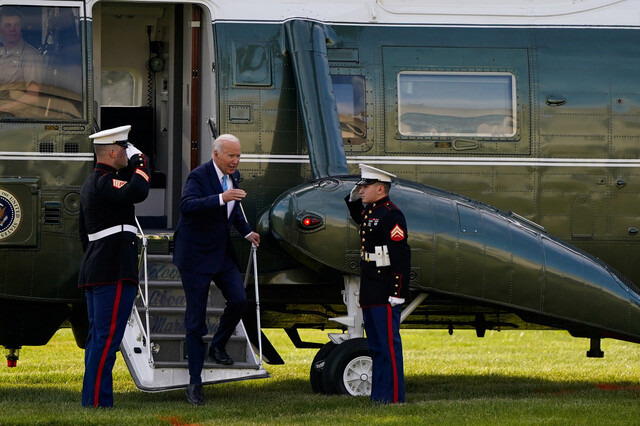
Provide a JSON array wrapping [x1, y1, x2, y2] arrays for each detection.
[[93, 283, 122, 407], [387, 304, 399, 403]]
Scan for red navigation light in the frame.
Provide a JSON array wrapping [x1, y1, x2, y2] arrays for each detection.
[[303, 217, 319, 227], [5, 348, 19, 368], [297, 213, 323, 231]]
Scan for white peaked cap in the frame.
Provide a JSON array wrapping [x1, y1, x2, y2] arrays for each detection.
[[356, 163, 396, 185], [89, 125, 131, 145]]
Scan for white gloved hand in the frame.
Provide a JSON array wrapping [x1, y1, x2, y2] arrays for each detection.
[[125, 143, 142, 159], [349, 184, 361, 202], [388, 296, 405, 307]]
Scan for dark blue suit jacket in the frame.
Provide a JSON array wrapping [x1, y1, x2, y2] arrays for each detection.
[[172, 160, 252, 274]]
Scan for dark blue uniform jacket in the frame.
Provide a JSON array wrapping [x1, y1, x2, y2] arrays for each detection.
[[345, 195, 411, 307], [78, 154, 150, 287]]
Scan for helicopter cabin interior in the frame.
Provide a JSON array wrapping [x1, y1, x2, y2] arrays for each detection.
[[93, 2, 217, 230]]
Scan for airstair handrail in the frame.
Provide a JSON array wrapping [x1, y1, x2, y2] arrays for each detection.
[[243, 244, 262, 366], [134, 217, 153, 365]]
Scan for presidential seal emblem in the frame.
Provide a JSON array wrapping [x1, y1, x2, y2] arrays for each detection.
[[0, 189, 21, 240]]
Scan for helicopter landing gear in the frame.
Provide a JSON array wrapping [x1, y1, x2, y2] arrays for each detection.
[[321, 337, 371, 396]]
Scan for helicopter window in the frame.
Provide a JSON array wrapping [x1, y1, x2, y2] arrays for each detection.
[[101, 69, 139, 106], [331, 75, 367, 145], [397, 71, 516, 138], [0, 5, 84, 121]]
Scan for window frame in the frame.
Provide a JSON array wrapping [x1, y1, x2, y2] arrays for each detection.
[[100, 68, 142, 107], [0, 4, 86, 123], [397, 70, 518, 139], [330, 73, 368, 146]]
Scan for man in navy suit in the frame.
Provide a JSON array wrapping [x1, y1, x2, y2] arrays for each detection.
[[173, 134, 260, 405]]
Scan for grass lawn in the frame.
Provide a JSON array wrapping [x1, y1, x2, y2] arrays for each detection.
[[1, 327, 640, 425]]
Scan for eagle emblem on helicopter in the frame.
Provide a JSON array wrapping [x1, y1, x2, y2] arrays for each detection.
[[0, 189, 21, 240]]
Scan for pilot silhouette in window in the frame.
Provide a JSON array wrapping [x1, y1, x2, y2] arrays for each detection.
[[0, 7, 43, 117]]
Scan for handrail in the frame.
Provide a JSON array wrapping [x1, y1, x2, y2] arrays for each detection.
[[243, 244, 262, 366], [239, 202, 263, 366], [134, 217, 153, 365]]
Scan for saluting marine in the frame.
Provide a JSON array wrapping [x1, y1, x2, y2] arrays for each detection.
[[345, 163, 410, 404], [78, 125, 150, 408]]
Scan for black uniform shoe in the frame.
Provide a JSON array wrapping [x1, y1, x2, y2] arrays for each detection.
[[209, 346, 234, 365], [186, 384, 204, 406]]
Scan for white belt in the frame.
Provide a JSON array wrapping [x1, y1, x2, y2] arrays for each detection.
[[361, 245, 390, 267], [87, 224, 138, 241]]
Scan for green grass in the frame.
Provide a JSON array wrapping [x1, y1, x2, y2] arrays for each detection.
[[1, 328, 640, 425]]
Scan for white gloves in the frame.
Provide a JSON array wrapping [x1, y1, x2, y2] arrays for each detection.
[[349, 184, 361, 202], [125, 143, 142, 159], [388, 297, 405, 307]]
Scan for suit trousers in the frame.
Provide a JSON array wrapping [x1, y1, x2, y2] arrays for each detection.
[[180, 254, 247, 384], [82, 282, 137, 407], [363, 304, 405, 403]]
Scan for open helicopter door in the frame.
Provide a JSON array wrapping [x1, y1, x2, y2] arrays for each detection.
[[110, 2, 268, 391]]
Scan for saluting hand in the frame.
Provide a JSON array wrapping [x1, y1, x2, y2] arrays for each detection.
[[349, 184, 361, 202], [125, 143, 143, 159], [221, 188, 246, 203]]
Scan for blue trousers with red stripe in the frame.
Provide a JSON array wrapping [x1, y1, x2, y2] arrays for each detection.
[[363, 304, 405, 403], [82, 282, 137, 407]]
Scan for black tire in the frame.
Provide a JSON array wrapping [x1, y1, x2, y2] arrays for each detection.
[[322, 338, 371, 396], [309, 341, 337, 394]]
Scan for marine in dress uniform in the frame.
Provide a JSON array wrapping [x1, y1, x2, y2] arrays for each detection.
[[345, 164, 411, 404], [172, 134, 260, 406], [78, 125, 150, 408]]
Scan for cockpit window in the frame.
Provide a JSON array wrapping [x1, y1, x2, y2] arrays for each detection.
[[331, 74, 367, 145], [398, 71, 516, 138], [0, 5, 84, 121]]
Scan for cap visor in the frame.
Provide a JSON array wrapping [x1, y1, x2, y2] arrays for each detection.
[[356, 178, 378, 186]]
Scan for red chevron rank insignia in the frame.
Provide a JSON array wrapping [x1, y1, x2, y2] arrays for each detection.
[[390, 224, 405, 241], [135, 168, 150, 182], [112, 179, 126, 189]]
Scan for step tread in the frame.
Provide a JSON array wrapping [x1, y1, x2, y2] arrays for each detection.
[[153, 361, 262, 370], [150, 334, 248, 341], [145, 306, 224, 314], [143, 253, 174, 260]]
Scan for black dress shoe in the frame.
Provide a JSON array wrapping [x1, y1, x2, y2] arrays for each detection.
[[209, 346, 234, 365], [186, 383, 204, 406]]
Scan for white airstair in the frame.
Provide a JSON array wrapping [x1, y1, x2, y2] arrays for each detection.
[[120, 227, 269, 392]]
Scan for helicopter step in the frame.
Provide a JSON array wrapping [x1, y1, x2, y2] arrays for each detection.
[[120, 248, 269, 392]]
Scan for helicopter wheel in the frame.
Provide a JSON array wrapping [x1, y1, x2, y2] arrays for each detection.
[[309, 341, 337, 394], [321, 338, 371, 396]]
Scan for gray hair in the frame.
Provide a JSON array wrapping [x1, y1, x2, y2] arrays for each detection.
[[212, 134, 240, 153]]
